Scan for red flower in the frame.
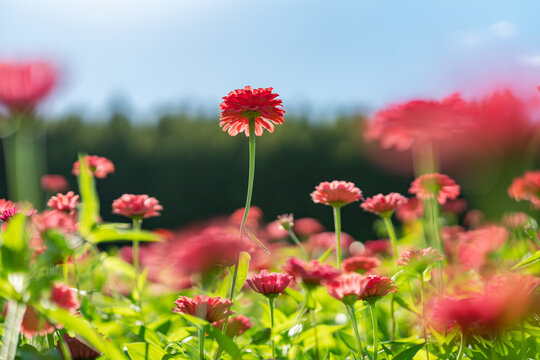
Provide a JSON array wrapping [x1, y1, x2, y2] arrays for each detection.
[[212, 315, 253, 337], [283, 258, 340, 287], [246, 270, 293, 296], [361, 193, 407, 216], [457, 226, 508, 271], [360, 275, 398, 300], [229, 206, 263, 229], [41, 174, 68, 193], [219, 86, 285, 136], [363, 239, 392, 257], [307, 231, 355, 257], [311, 181, 363, 207], [325, 273, 368, 304], [342, 256, 381, 274], [47, 191, 79, 214], [50, 283, 80, 312], [0, 61, 56, 113], [32, 210, 77, 234], [72, 155, 115, 179], [112, 194, 162, 219], [395, 197, 424, 223], [173, 295, 234, 323], [0, 199, 17, 222], [442, 198, 467, 215], [502, 212, 528, 229], [61, 335, 101, 359], [293, 218, 325, 236], [397, 247, 444, 274], [365, 93, 469, 151], [508, 171, 540, 209], [409, 173, 460, 205]]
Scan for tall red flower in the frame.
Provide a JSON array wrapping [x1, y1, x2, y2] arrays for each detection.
[[311, 181, 363, 207], [0, 61, 56, 113], [41, 174, 68, 193], [361, 193, 407, 216], [283, 257, 340, 288], [409, 173, 460, 205], [325, 273, 368, 305], [219, 86, 285, 136], [47, 191, 79, 214], [246, 270, 293, 296], [359, 275, 398, 301], [173, 295, 234, 323], [72, 155, 115, 179], [112, 194, 162, 219], [342, 256, 381, 274], [508, 171, 540, 209]]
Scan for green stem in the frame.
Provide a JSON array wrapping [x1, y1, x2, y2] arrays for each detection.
[[268, 296, 276, 360], [132, 218, 143, 321], [382, 215, 399, 258], [333, 206, 343, 268], [369, 303, 379, 360], [390, 294, 396, 341], [429, 198, 443, 293], [420, 276, 430, 360], [456, 331, 465, 360], [310, 310, 320, 360], [199, 325, 206, 360], [63, 257, 69, 284], [346, 304, 365, 359], [288, 229, 309, 260]]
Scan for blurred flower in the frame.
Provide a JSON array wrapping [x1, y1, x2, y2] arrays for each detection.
[[463, 209, 485, 229], [61, 334, 101, 360], [441, 226, 465, 261], [0, 199, 17, 222], [325, 273, 368, 305], [112, 194, 162, 220], [397, 247, 444, 274], [47, 191, 79, 215], [229, 206, 263, 230], [442, 198, 467, 215], [311, 181, 363, 207], [276, 213, 294, 231], [283, 258, 340, 288], [72, 155, 115, 179], [173, 295, 234, 323], [307, 231, 355, 256], [457, 226, 508, 271], [361, 193, 407, 217], [219, 86, 285, 136], [409, 173, 460, 205], [50, 283, 80, 312], [0, 61, 56, 114], [212, 315, 253, 337], [508, 171, 540, 209], [342, 256, 381, 274], [502, 212, 529, 229], [293, 217, 325, 236], [360, 275, 398, 301], [33, 210, 77, 234], [395, 197, 424, 223], [246, 270, 293, 296], [264, 220, 288, 240], [363, 239, 392, 257], [41, 174, 68, 193]]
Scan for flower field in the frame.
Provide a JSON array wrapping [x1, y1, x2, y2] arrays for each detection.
[[0, 62, 540, 360]]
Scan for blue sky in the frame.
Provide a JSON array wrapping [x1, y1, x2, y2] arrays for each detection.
[[1, 0, 539, 118]]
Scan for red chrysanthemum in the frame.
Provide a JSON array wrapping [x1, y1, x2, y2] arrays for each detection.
[[342, 256, 381, 274], [41, 174, 68, 193], [0, 199, 17, 222], [47, 191, 79, 215], [212, 315, 253, 337], [359, 275, 398, 301], [325, 273, 368, 304], [397, 247, 444, 274], [246, 270, 293, 296], [311, 181, 363, 207], [283, 257, 340, 287], [173, 295, 234, 323], [409, 173, 460, 205], [508, 171, 540, 209], [72, 155, 115, 179], [361, 193, 407, 216], [0, 61, 56, 113], [219, 86, 285, 136], [112, 194, 162, 219]]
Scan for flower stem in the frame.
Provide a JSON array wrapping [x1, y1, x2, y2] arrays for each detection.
[[456, 331, 465, 360], [420, 276, 430, 360], [288, 229, 309, 260], [310, 309, 320, 360], [369, 302, 379, 360], [199, 325, 206, 360], [429, 198, 443, 292], [1, 300, 26, 360], [390, 294, 396, 341], [132, 218, 143, 320], [382, 215, 399, 258], [332, 206, 343, 268], [346, 304, 365, 359], [268, 296, 276, 360]]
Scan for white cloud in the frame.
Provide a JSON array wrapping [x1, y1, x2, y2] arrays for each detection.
[[517, 53, 540, 67], [451, 21, 517, 48]]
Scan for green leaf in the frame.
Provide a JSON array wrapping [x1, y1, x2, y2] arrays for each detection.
[[392, 343, 424, 360], [393, 296, 420, 316], [125, 342, 165, 360], [338, 331, 356, 351], [512, 250, 540, 269], [1, 214, 29, 273], [77, 154, 100, 238], [317, 246, 334, 263], [284, 288, 304, 303], [229, 251, 251, 293], [87, 227, 161, 244], [0, 276, 20, 300], [208, 326, 241, 359], [243, 226, 270, 254]]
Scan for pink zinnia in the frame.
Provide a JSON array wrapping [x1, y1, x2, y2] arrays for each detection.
[[359, 275, 398, 301], [47, 191, 79, 214], [409, 173, 460, 205], [342, 256, 381, 274], [219, 86, 285, 136], [173, 295, 234, 323], [508, 171, 540, 209], [276, 213, 294, 231], [293, 217, 325, 236], [501, 212, 528, 229], [397, 247, 444, 274], [307, 231, 355, 255], [41, 174, 68, 193], [325, 273, 368, 304], [457, 226, 508, 271], [112, 194, 162, 219], [0, 61, 56, 113], [442, 198, 467, 215], [283, 258, 340, 287], [361, 193, 407, 216], [363, 239, 392, 257], [72, 155, 115, 179], [246, 270, 293, 296], [395, 197, 424, 223], [311, 181, 363, 207], [212, 315, 253, 337], [32, 210, 77, 234], [0, 199, 17, 222], [50, 283, 80, 312]]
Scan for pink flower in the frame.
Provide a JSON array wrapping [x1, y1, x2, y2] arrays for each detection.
[[276, 213, 294, 231], [219, 86, 285, 136], [311, 181, 363, 207], [0, 61, 56, 113], [41, 174, 68, 193], [395, 197, 424, 222], [32, 210, 77, 234], [325, 273, 368, 304], [307, 231, 355, 256], [361, 193, 407, 216], [47, 191, 79, 214], [397, 247, 444, 274], [409, 173, 460, 205], [457, 226, 508, 271], [283, 258, 340, 287], [293, 218, 325, 236], [508, 171, 540, 208], [442, 198, 467, 215], [72, 155, 115, 179], [360, 275, 398, 300], [502, 212, 528, 229], [246, 270, 293, 296], [173, 295, 234, 323], [50, 283, 80, 312], [363, 239, 392, 257], [0, 199, 17, 222], [212, 315, 253, 337], [229, 206, 263, 229], [342, 256, 381, 274], [112, 194, 162, 219]]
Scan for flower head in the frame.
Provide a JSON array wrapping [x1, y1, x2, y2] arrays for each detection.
[[395, 197, 424, 223], [311, 181, 363, 208], [508, 171, 540, 208], [361, 193, 407, 217], [47, 191, 79, 215], [0, 61, 56, 113], [32, 210, 77, 234], [342, 256, 381, 274], [246, 270, 293, 296], [409, 173, 460, 205], [41, 174, 68, 193], [293, 218, 325, 236], [325, 273, 368, 305], [173, 295, 234, 323], [307, 231, 355, 257], [276, 213, 294, 231], [219, 86, 285, 136], [397, 247, 444, 274], [363, 239, 392, 257], [360, 275, 398, 301], [72, 155, 114, 179], [283, 258, 340, 288], [50, 283, 80, 312], [112, 194, 162, 219], [442, 198, 467, 215], [502, 212, 529, 229], [0, 199, 17, 222], [212, 315, 253, 337]]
